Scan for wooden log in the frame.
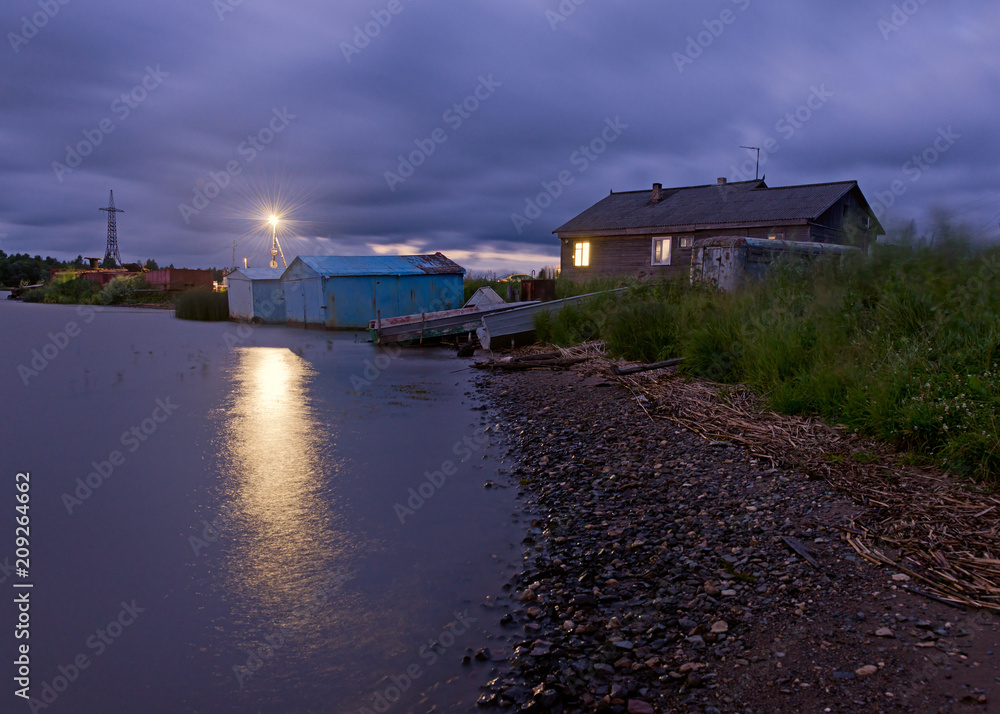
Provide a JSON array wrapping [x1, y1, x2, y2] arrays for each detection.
[[612, 357, 685, 375]]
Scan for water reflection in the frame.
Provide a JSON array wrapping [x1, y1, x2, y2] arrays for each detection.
[[220, 347, 345, 615]]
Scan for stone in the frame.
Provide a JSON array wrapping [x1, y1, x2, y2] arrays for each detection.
[[855, 664, 879, 676], [711, 620, 729, 634], [628, 700, 655, 714]]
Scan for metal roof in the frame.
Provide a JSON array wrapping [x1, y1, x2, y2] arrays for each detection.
[[554, 180, 881, 233], [228, 268, 284, 280], [295, 253, 465, 277]]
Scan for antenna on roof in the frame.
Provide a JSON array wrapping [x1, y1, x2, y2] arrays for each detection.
[[740, 146, 760, 180]]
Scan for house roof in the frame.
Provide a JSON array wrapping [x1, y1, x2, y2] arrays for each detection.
[[228, 268, 284, 280], [292, 253, 465, 277], [554, 179, 884, 234]]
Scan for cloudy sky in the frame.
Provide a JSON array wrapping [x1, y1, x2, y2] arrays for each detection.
[[2, 0, 998, 273]]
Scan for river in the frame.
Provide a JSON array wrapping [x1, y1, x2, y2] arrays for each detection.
[[0, 301, 523, 713]]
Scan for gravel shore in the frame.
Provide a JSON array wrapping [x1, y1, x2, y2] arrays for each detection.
[[474, 363, 1000, 713]]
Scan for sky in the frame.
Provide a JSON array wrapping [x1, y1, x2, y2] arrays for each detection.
[[2, 0, 999, 274]]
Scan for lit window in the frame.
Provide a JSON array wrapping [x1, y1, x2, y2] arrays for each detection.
[[652, 237, 671, 265], [573, 242, 590, 267], [768, 233, 784, 241], [680, 237, 693, 248]]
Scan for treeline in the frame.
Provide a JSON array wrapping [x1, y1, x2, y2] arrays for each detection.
[[0, 252, 166, 287], [0, 252, 70, 287]]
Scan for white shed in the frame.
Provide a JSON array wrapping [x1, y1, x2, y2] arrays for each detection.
[[226, 268, 286, 323]]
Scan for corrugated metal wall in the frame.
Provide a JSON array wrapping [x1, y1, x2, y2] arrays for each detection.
[[281, 257, 465, 329], [226, 276, 254, 320]]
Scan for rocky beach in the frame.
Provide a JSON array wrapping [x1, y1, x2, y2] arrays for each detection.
[[472, 360, 1000, 713]]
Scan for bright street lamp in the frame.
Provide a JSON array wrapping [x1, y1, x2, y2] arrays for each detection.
[[267, 214, 287, 269]]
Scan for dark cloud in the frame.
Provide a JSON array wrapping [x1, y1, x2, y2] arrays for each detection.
[[2, 0, 998, 273]]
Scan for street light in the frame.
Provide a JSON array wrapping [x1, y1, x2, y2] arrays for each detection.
[[267, 214, 287, 269]]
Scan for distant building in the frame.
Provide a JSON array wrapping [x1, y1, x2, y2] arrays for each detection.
[[554, 179, 885, 281], [282, 254, 465, 329], [144, 268, 214, 292], [226, 268, 285, 324]]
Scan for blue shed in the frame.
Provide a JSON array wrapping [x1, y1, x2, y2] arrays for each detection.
[[281, 254, 466, 329], [226, 268, 286, 323]]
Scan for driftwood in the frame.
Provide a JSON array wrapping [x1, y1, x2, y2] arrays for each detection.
[[606, 360, 1000, 612], [473, 356, 589, 371], [782, 536, 820, 569], [612, 357, 685, 375]]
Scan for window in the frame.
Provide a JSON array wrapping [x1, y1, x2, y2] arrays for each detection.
[[573, 241, 590, 267], [651, 237, 671, 265], [767, 232, 784, 241], [679, 237, 693, 248]]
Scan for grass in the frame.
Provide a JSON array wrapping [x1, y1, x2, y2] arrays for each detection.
[[174, 288, 229, 321], [539, 235, 1000, 485]]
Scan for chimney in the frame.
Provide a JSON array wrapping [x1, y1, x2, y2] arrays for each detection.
[[651, 182, 663, 203], [717, 177, 727, 184]]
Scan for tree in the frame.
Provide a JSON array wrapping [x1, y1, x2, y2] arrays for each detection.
[[143, 258, 159, 271]]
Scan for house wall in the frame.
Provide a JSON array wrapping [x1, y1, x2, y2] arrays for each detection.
[[559, 219, 870, 282], [560, 235, 695, 282], [327, 274, 464, 328], [226, 277, 254, 321], [251, 281, 285, 323], [813, 190, 873, 250], [146, 268, 214, 291], [284, 277, 324, 327]]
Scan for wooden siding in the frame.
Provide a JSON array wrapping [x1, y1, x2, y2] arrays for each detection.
[[560, 236, 694, 282]]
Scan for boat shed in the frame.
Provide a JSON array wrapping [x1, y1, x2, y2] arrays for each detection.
[[282, 254, 466, 329], [226, 268, 286, 323]]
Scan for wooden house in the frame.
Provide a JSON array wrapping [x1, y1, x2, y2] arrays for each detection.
[[554, 178, 885, 281]]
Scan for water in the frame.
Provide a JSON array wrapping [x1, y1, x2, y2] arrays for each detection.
[[0, 301, 524, 713]]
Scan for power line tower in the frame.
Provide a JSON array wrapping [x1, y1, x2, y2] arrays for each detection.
[[99, 190, 124, 266]]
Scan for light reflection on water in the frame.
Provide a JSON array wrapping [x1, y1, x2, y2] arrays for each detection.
[[216, 347, 357, 644]]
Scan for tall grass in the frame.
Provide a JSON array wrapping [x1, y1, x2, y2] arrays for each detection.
[[540, 238, 1000, 484], [174, 288, 229, 321]]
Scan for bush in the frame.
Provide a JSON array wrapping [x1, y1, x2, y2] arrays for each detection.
[[174, 288, 229, 321]]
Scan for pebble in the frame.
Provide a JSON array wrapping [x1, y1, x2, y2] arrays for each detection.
[[472, 366, 969, 712]]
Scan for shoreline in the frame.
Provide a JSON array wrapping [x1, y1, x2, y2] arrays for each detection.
[[475, 358, 1000, 713]]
